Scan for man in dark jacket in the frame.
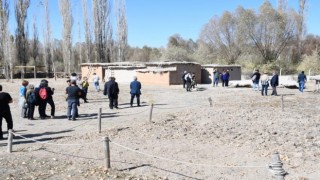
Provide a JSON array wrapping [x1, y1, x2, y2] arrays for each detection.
[[66, 80, 82, 120], [130, 76, 142, 107], [35, 80, 51, 119], [0, 84, 13, 140], [103, 77, 119, 109], [298, 71, 307, 92], [270, 70, 279, 96], [251, 69, 261, 91], [181, 71, 187, 88]]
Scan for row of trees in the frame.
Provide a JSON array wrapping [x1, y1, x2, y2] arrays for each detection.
[[0, 0, 128, 80], [1, 0, 320, 80]]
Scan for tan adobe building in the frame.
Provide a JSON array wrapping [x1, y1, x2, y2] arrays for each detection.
[[137, 62, 201, 86], [201, 64, 241, 84]]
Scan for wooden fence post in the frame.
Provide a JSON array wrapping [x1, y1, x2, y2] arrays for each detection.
[[98, 108, 102, 133], [208, 97, 213, 107], [149, 103, 154, 123], [103, 137, 111, 169], [281, 95, 284, 111], [7, 129, 13, 153]]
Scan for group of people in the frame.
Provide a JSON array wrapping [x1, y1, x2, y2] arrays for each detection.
[[251, 69, 280, 96], [212, 69, 230, 87], [19, 79, 55, 120], [181, 71, 197, 91], [251, 69, 308, 96]]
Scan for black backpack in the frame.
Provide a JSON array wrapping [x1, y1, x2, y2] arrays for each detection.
[[27, 92, 37, 104]]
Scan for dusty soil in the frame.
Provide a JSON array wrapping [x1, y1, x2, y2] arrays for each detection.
[[0, 78, 319, 180]]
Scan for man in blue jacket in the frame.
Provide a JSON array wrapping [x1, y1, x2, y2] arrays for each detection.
[[130, 76, 141, 107], [298, 71, 307, 92], [270, 70, 279, 96]]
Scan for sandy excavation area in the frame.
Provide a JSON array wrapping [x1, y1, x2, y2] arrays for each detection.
[[0, 78, 319, 180]]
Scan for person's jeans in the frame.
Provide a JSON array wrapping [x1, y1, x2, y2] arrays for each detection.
[[271, 86, 278, 96], [299, 81, 305, 92], [253, 80, 260, 90], [261, 85, 268, 95], [27, 103, 36, 119], [214, 78, 219, 87], [94, 82, 100, 91], [67, 99, 78, 120]]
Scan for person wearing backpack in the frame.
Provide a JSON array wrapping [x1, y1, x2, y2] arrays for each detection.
[[35, 80, 50, 119], [26, 84, 37, 120]]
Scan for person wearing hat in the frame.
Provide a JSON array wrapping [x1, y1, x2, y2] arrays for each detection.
[[260, 71, 269, 96], [66, 80, 82, 120]]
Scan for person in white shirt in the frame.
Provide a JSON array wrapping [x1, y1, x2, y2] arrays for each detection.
[[92, 73, 100, 92]]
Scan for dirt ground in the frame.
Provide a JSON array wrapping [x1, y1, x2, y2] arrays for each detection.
[[0, 78, 319, 180]]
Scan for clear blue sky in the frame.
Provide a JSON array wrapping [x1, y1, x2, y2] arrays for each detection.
[[7, 0, 320, 48]]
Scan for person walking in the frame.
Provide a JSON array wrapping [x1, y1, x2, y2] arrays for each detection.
[[66, 80, 82, 120], [130, 76, 142, 107], [26, 84, 37, 120], [103, 77, 119, 109], [251, 69, 261, 91], [260, 71, 269, 96], [298, 71, 307, 92], [225, 69, 230, 87], [92, 73, 100, 92], [19, 80, 29, 118], [270, 71, 279, 96], [0, 84, 13, 140]]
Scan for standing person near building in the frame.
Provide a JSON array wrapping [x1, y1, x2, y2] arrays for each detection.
[[221, 70, 228, 87], [26, 84, 37, 120], [225, 69, 230, 86], [251, 69, 261, 91], [191, 72, 197, 89], [19, 80, 29, 118], [297, 71, 307, 92], [0, 84, 13, 140], [260, 71, 270, 96], [103, 77, 119, 109], [270, 71, 279, 96], [92, 73, 100, 92], [184, 72, 192, 92], [130, 76, 142, 107], [213, 69, 219, 87], [181, 71, 187, 88], [66, 80, 82, 120]]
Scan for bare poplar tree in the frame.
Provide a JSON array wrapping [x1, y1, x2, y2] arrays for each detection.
[[43, 0, 56, 78], [59, 0, 73, 75], [82, 0, 92, 63], [116, 0, 127, 62], [92, 0, 112, 62], [297, 0, 307, 60], [31, 16, 39, 67], [14, 0, 30, 77], [0, 0, 12, 80]]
